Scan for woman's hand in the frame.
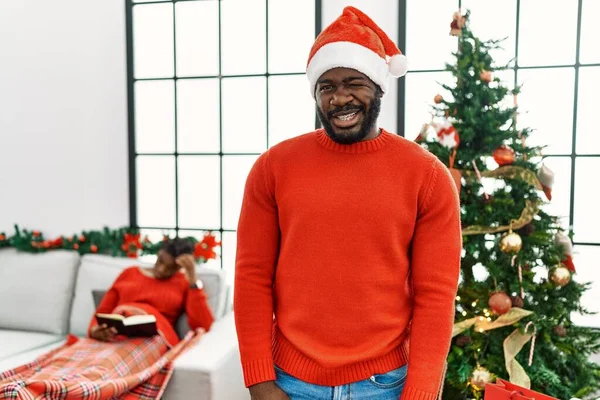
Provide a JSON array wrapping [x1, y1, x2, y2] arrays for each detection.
[[176, 254, 198, 283], [90, 324, 118, 341]]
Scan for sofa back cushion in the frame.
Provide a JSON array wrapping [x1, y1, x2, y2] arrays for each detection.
[[69, 254, 227, 337], [0, 248, 80, 335]]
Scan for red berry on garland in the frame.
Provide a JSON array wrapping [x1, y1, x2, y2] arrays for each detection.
[[434, 94, 443, 104], [73, 243, 79, 250], [90, 244, 98, 253], [32, 231, 41, 238], [493, 145, 516, 165], [0, 234, 5, 241], [79, 235, 86, 242], [489, 291, 512, 315]]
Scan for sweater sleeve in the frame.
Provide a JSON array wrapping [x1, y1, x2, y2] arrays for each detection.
[[185, 287, 215, 332], [87, 281, 121, 337], [401, 160, 462, 400], [234, 152, 280, 388]]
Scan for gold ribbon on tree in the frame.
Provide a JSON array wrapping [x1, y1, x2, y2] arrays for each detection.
[[453, 309, 537, 388], [461, 166, 543, 190], [452, 308, 533, 337], [462, 200, 539, 235], [503, 322, 537, 389]]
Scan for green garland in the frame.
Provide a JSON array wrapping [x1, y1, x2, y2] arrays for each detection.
[[0, 225, 220, 262]]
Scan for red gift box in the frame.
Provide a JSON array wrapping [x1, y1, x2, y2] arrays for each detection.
[[484, 379, 558, 400]]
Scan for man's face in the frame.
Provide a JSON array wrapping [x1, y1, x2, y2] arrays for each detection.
[[315, 67, 382, 144]]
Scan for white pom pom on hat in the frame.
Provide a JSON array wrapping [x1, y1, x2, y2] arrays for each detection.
[[306, 6, 408, 98]]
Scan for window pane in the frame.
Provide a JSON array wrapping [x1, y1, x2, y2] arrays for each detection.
[[571, 245, 600, 328], [380, 78, 398, 134], [178, 156, 221, 230], [404, 71, 454, 140], [177, 79, 220, 153], [517, 68, 574, 155], [541, 157, 571, 229], [221, 231, 237, 288], [573, 157, 600, 243], [517, 0, 578, 66], [580, 0, 600, 64], [178, 229, 222, 270], [576, 67, 600, 155], [137, 156, 175, 227], [135, 81, 175, 153], [133, 4, 174, 79], [175, 1, 219, 77], [222, 77, 267, 153], [268, 0, 314, 74], [460, 0, 516, 67], [221, 0, 266, 75], [268, 75, 314, 147], [406, 0, 457, 71], [222, 155, 259, 231]]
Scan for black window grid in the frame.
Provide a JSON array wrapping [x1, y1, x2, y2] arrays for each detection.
[[126, 0, 599, 274]]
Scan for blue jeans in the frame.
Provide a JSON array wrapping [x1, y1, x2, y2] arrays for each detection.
[[274, 364, 407, 400]]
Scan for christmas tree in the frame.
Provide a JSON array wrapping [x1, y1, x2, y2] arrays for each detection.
[[416, 11, 600, 400]]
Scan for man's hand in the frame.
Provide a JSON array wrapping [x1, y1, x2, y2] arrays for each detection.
[[249, 382, 290, 400], [176, 254, 197, 283], [90, 324, 117, 341]]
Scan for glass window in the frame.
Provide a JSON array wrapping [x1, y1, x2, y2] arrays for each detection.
[[406, 0, 458, 71], [135, 81, 175, 154], [175, 1, 219, 77], [579, 0, 600, 64], [517, 68, 575, 155], [576, 67, 600, 155], [133, 4, 174, 79], [573, 157, 600, 243], [517, 0, 578, 66]]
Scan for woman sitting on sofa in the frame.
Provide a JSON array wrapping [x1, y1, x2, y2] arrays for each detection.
[[89, 237, 214, 346]]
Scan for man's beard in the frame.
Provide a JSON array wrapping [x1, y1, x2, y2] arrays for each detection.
[[316, 96, 381, 145]]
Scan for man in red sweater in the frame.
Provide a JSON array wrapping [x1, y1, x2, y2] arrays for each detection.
[[234, 6, 461, 400]]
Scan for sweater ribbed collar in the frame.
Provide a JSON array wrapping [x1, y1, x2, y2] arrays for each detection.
[[315, 128, 391, 153]]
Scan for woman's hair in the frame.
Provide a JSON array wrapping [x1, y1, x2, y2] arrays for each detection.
[[161, 237, 194, 259]]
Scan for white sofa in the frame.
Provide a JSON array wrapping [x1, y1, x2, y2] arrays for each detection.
[[0, 248, 249, 399]]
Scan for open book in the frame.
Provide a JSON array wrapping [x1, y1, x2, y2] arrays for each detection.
[[95, 313, 157, 337]]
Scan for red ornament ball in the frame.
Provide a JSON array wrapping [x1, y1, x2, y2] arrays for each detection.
[[434, 94, 444, 104], [90, 244, 98, 253], [493, 145, 516, 166], [488, 291, 512, 315], [480, 70, 493, 83]]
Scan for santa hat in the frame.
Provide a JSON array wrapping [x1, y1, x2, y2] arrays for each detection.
[[306, 6, 408, 98], [538, 163, 555, 201], [555, 232, 576, 273]]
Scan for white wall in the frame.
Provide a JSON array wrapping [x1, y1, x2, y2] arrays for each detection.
[[0, 1, 129, 237], [322, 0, 400, 134]]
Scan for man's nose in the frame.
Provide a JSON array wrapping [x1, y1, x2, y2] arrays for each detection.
[[330, 87, 353, 107]]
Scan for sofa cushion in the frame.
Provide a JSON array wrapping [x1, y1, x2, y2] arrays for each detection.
[[0, 248, 80, 334], [0, 329, 63, 361], [69, 254, 227, 337]]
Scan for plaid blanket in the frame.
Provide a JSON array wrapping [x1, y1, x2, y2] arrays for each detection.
[[0, 331, 203, 400]]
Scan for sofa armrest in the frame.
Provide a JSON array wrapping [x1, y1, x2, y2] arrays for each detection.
[[165, 311, 249, 399]]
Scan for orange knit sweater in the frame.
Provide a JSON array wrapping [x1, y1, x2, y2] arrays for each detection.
[[234, 129, 462, 400], [89, 267, 214, 345]]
